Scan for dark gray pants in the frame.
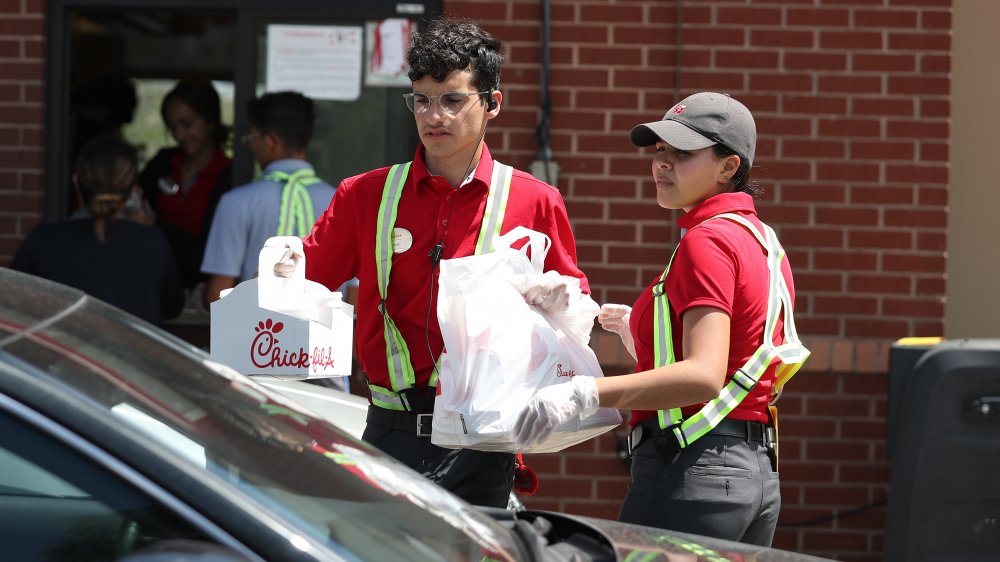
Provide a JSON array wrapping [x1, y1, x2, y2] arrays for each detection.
[[363, 420, 515, 508], [618, 432, 780, 546]]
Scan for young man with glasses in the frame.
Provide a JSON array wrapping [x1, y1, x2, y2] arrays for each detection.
[[269, 17, 589, 507]]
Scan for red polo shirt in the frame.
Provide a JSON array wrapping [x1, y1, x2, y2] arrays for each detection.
[[304, 144, 588, 394], [157, 148, 232, 236], [628, 192, 795, 427]]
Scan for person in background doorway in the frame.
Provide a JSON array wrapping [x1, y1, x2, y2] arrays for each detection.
[[513, 92, 809, 546], [200, 90, 335, 307], [139, 78, 233, 298], [11, 134, 184, 326]]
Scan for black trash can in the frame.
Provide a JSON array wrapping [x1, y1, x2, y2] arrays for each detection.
[[884, 339, 1000, 562]]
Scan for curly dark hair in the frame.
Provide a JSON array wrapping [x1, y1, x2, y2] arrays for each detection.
[[407, 17, 503, 98]]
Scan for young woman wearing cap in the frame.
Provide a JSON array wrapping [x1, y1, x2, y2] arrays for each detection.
[[512, 92, 808, 546]]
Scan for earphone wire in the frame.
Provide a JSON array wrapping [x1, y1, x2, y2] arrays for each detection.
[[424, 116, 490, 378]]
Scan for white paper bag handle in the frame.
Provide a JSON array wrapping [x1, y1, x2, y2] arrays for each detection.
[[258, 236, 305, 311], [493, 226, 551, 274]]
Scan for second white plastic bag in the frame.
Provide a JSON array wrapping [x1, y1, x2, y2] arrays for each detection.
[[432, 226, 622, 453]]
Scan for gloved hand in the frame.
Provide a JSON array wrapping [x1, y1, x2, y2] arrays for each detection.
[[598, 304, 636, 361], [265, 238, 303, 278], [513, 375, 600, 449], [521, 271, 571, 312]]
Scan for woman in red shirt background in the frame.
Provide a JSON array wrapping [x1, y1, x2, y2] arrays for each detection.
[[139, 78, 233, 294]]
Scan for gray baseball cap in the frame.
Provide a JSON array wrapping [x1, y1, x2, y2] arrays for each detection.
[[629, 91, 757, 166]]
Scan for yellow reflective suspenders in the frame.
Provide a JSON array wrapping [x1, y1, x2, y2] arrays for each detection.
[[368, 161, 514, 410], [264, 168, 322, 237], [653, 213, 810, 448]]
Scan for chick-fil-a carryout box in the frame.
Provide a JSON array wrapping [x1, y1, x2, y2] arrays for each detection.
[[210, 237, 353, 378]]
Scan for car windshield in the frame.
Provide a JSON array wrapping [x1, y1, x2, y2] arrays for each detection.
[[0, 269, 519, 562]]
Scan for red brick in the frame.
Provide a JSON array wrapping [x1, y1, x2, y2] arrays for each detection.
[[852, 53, 917, 73], [578, 46, 642, 67], [795, 273, 844, 292], [788, 8, 850, 26], [786, 52, 848, 71], [854, 8, 919, 28], [0, 18, 45, 36], [846, 273, 912, 294], [815, 162, 880, 182], [718, 6, 782, 25], [852, 97, 915, 116], [750, 29, 815, 48], [847, 230, 915, 250], [749, 72, 813, 92], [682, 27, 746, 47], [815, 296, 878, 315], [844, 318, 910, 338], [821, 30, 883, 49], [850, 185, 914, 205], [850, 140, 915, 160], [819, 118, 881, 137], [921, 10, 951, 29], [782, 227, 844, 248], [783, 139, 846, 159], [888, 31, 950, 51], [579, 4, 643, 23]]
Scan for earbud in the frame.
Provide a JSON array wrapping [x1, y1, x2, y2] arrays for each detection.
[[486, 89, 497, 112]]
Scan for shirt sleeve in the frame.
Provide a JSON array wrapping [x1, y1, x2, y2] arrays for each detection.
[[303, 178, 359, 291], [540, 188, 591, 294], [200, 192, 245, 277]]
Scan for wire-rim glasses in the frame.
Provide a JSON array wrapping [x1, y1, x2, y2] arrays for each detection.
[[403, 91, 489, 116]]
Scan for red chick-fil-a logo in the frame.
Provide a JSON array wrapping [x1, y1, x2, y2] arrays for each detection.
[[556, 363, 575, 378], [250, 318, 336, 372]]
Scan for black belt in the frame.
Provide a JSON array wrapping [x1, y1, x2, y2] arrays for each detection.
[[366, 406, 434, 437], [627, 418, 774, 457]]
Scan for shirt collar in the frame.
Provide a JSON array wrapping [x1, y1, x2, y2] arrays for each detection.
[[409, 143, 494, 195], [168, 147, 232, 175], [677, 191, 755, 230], [262, 159, 313, 175]]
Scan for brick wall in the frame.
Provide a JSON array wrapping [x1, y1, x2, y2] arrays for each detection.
[[445, 1, 951, 560], [0, 0, 45, 263]]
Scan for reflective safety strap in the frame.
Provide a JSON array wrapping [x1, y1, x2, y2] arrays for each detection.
[[653, 247, 684, 431], [474, 162, 513, 254], [265, 169, 322, 238], [371, 161, 514, 410], [654, 213, 810, 447], [375, 163, 414, 409]]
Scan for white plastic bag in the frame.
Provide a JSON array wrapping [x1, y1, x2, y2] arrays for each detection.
[[431, 226, 622, 453]]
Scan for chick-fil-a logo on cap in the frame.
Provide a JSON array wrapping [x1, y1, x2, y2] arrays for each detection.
[[250, 318, 336, 373]]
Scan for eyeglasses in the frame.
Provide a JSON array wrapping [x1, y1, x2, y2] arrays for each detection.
[[240, 132, 259, 147], [403, 91, 489, 116]]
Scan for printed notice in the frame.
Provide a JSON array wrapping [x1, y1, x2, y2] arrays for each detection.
[[266, 24, 362, 101], [365, 19, 413, 87]]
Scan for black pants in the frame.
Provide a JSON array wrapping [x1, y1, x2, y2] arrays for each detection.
[[363, 408, 515, 508], [619, 430, 780, 546]]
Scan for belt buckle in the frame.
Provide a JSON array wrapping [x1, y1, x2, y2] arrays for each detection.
[[627, 425, 643, 457], [416, 413, 432, 437]]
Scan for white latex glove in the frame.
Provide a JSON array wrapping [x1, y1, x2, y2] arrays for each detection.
[[598, 303, 636, 361], [521, 271, 570, 312], [513, 376, 600, 449], [272, 245, 303, 278]]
